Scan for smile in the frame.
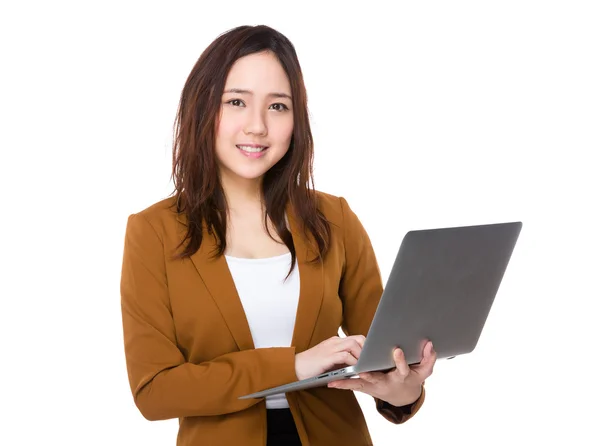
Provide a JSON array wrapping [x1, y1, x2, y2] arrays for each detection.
[[236, 145, 268, 153], [236, 144, 269, 159]]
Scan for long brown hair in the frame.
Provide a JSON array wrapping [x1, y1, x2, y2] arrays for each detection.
[[170, 25, 330, 273]]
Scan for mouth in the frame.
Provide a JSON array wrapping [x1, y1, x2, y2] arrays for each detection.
[[236, 144, 269, 153]]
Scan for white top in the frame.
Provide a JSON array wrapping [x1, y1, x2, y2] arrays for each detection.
[[225, 252, 300, 409]]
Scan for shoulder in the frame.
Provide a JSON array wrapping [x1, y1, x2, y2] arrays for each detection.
[[125, 195, 181, 240], [314, 190, 359, 230]]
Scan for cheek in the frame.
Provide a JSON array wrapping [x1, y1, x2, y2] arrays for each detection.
[[216, 111, 243, 141], [271, 116, 294, 144]]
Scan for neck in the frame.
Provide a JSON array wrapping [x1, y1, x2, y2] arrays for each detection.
[[219, 171, 264, 211]]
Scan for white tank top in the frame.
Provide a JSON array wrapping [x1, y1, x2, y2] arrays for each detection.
[[224, 252, 300, 409]]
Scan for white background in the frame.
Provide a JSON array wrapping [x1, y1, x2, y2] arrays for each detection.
[[1, 1, 599, 445]]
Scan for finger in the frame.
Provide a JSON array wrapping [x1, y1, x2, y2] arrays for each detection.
[[429, 341, 437, 361], [350, 334, 366, 348], [335, 350, 358, 366], [426, 342, 437, 373], [393, 348, 410, 379], [328, 378, 369, 391], [422, 341, 436, 365], [340, 338, 363, 361], [358, 372, 384, 385], [337, 334, 365, 348], [412, 342, 436, 377]]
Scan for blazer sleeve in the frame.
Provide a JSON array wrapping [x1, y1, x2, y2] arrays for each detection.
[[120, 212, 298, 421], [338, 197, 425, 424]]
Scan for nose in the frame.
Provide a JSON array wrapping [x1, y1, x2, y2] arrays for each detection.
[[243, 107, 268, 136]]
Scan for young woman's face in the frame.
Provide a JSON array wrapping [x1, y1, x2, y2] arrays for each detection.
[[215, 51, 294, 184]]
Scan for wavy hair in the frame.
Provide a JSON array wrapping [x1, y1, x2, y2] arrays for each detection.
[[170, 25, 330, 273]]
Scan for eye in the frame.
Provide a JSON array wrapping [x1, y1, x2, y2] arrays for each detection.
[[270, 103, 289, 112], [226, 99, 245, 107]]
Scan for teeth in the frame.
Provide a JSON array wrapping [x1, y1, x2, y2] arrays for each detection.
[[238, 145, 266, 153]]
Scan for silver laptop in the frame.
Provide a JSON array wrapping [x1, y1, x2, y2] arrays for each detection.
[[239, 221, 522, 400]]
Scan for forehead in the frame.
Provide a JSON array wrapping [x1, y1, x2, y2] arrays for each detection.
[[224, 51, 291, 94]]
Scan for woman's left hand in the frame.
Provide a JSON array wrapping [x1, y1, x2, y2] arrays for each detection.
[[327, 341, 437, 407]]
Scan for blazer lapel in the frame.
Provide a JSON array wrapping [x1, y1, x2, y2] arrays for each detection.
[[287, 206, 324, 354], [183, 219, 255, 352]]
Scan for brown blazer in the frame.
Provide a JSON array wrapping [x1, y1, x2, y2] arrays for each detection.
[[120, 191, 425, 446]]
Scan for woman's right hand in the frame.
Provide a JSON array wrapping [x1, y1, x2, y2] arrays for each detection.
[[294, 335, 366, 381]]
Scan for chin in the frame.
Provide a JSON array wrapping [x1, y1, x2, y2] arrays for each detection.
[[227, 167, 271, 182], [218, 150, 289, 182]]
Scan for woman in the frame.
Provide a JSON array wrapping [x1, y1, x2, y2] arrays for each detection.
[[120, 24, 436, 446]]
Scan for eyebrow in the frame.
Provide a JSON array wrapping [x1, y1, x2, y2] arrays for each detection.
[[223, 88, 292, 100]]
